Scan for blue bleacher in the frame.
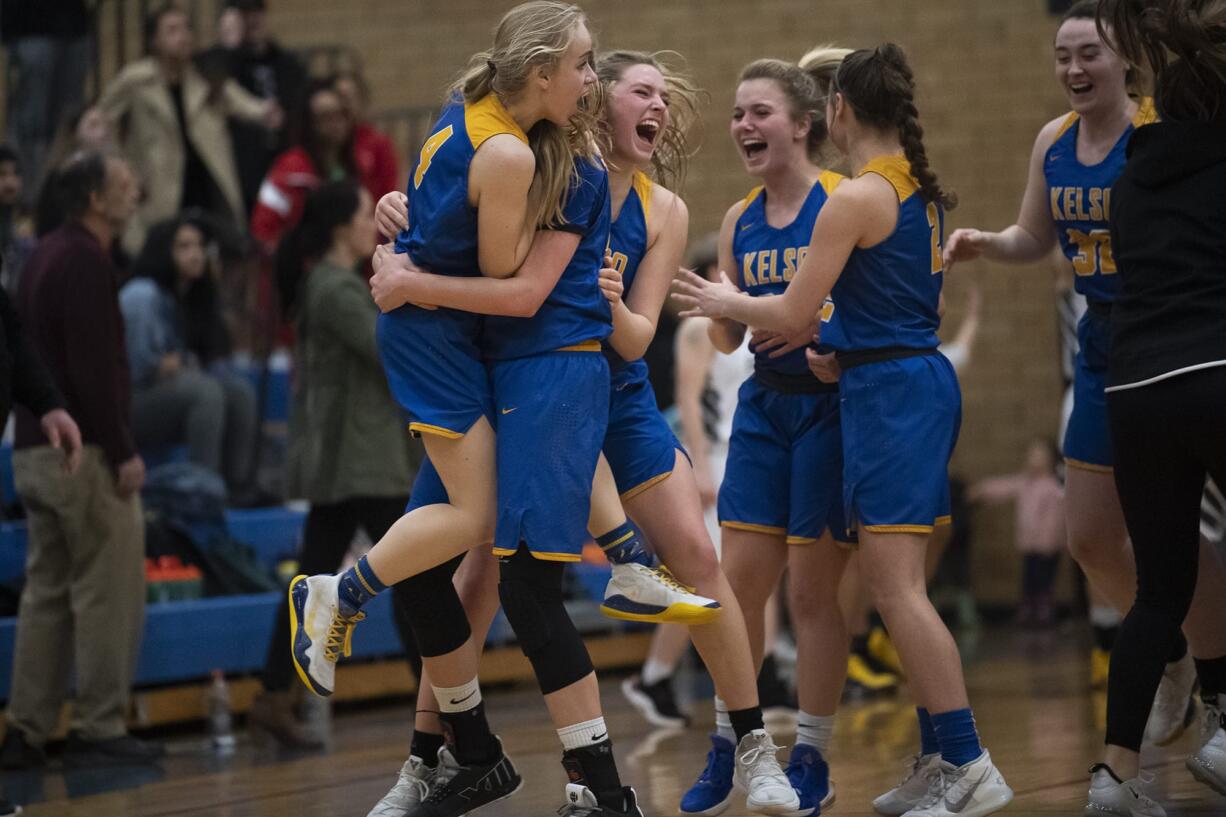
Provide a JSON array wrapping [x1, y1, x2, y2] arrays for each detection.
[[0, 504, 541, 699]]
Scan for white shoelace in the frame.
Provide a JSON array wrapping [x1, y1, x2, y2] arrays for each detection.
[[740, 737, 791, 785]]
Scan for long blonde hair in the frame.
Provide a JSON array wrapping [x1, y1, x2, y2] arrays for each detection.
[[454, 1, 602, 228], [596, 50, 706, 191]]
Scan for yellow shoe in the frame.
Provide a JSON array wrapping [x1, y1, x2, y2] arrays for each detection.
[[847, 653, 899, 693], [868, 627, 905, 678], [1090, 647, 1111, 690]]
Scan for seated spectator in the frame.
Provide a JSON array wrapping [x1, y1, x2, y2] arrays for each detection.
[[98, 2, 281, 254], [334, 70, 400, 203], [199, 0, 307, 212], [120, 214, 259, 500], [0, 145, 34, 294]]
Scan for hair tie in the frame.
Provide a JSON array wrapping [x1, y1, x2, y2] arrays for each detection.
[[487, 59, 497, 75]]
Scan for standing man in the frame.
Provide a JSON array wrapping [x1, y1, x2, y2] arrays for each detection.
[[2, 151, 160, 768]]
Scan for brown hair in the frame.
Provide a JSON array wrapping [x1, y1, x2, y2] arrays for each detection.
[[1061, 0, 1141, 90], [1097, 0, 1226, 120], [738, 58, 825, 159], [833, 44, 957, 209], [596, 50, 705, 191], [454, 2, 603, 228]]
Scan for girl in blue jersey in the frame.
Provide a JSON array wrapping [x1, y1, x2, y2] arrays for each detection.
[[675, 45, 1014, 817], [289, 5, 651, 817], [678, 51, 864, 817], [942, 0, 1213, 744], [592, 50, 796, 815], [369, 48, 799, 816]]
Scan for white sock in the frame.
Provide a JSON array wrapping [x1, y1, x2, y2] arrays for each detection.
[[796, 711, 834, 753], [641, 658, 673, 687], [714, 696, 735, 743], [557, 717, 609, 751], [433, 677, 482, 714]]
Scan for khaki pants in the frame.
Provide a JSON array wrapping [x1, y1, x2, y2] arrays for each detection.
[[6, 446, 145, 743]]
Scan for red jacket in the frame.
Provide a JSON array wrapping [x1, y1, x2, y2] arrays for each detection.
[[353, 122, 400, 201], [250, 128, 401, 251]]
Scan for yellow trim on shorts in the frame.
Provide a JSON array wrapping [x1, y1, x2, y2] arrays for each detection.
[[934, 515, 953, 527], [1065, 457, 1113, 474], [619, 470, 673, 502], [408, 422, 464, 440], [863, 523, 936, 535], [721, 520, 787, 536], [491, 546, 581, 562], [556, 339, 602, 353], [786, 535, 819, 546]]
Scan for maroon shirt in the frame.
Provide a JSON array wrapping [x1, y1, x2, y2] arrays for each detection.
[[15, 221, 135, 469]]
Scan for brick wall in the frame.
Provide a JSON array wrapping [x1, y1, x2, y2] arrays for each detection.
[[110, 0, 1083, 604]]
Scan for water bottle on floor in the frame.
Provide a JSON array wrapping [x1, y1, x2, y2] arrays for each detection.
[[207, 670, 237, 754]]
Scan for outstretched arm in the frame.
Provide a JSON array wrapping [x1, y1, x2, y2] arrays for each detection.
[[675, 175, 892, 336], [707, 200, 748, 354], [943, 118, 1062, 271]]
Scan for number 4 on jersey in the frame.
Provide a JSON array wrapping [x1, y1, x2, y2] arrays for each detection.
[[413, 125, 455, 189]]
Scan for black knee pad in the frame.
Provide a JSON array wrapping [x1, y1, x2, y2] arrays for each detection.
[[498, 547, 593, 694], [392, 554, 471, 657]]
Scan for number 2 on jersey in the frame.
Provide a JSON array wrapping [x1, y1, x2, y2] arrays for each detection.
[[413, 125, 455, 189]]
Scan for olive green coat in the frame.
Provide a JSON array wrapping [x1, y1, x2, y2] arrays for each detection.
[[285, 260, 419, 503]]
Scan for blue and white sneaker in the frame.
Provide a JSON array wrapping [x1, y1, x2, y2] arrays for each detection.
[[681, 735, 736, 816], [786, 744, 836, 816], [602, 563, 721, 625], [289, 573, 365, 697]]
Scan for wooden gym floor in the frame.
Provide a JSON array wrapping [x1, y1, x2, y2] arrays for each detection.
[[4, 628, 1223, 816]]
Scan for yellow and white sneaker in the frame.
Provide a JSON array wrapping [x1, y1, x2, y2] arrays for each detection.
[[601, 563, 721, 625], [289, 573, 365, 697]]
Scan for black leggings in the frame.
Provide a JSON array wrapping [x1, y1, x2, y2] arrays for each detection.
[[262, 495, 423, 691], [1106, 365, 1226, 751]]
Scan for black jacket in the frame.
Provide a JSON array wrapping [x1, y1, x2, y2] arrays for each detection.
[[0, 260, 61, 426], [1108, 119, 1226, 388]]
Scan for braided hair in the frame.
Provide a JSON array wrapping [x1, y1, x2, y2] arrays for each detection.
[[834, 44, 956, 210]]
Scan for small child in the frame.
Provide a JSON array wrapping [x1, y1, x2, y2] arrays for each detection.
[[971, 439, 1066, 627]]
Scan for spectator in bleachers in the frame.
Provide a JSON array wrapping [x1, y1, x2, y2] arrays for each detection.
[[99, 2, 282, 255], [5, 151, 163, 767], [334, 70, 401, 204], [250, 78, 359, 253], [34, 105, 117, 238], [1, 0, 93, 209], [0, 146, 35, 295], [247, 180, 420, 747], [200, 0, 308, 213], [120, 213, 259, 499]]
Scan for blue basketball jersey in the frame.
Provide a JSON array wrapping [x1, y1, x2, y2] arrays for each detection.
[[826, 156, 944, 352], [604, 171, 652, 387], [1044, 99, 1156, 303], [389, 94, 529, 332], [482, 155, 613, 360], [732, 171, 843, 376]]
